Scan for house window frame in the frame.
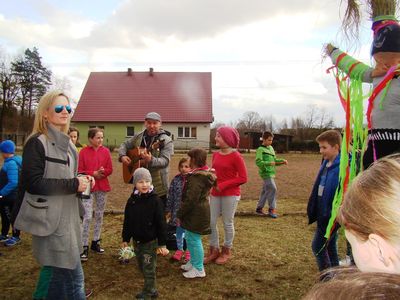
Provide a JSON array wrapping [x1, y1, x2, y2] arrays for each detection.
[[178, 126, 197, 139], [89, 125, 105, 129], [126, 126, 135, 137]]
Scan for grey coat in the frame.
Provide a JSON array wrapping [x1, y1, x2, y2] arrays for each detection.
[[15, 124, 83, 269]]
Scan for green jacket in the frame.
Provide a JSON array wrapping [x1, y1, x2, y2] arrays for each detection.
[[255, 145, 285, 179], [177, 169, 216, 235]]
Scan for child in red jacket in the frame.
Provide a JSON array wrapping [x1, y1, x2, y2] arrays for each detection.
[[78, 127, 113, 260]]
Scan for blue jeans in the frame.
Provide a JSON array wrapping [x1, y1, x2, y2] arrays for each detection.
[[312, 227, 339, 271], [185, 230, 204, 271], [257, 178, 277, 210], [46, 262, 85, 300]]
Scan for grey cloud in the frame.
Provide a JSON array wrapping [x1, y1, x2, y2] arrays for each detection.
[[83, 0, 340, 48]]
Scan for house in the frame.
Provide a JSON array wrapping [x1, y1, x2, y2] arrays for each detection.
[[72, 68, 213, 149]]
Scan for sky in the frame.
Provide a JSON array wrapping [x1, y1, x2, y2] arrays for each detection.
[[0, 0, 375, 127]]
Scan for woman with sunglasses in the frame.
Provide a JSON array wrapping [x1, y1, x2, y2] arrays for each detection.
[[15, 91, 92, 300]]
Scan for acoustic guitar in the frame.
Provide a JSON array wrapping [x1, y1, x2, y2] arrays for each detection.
[[122, 139, 164, 184], [122, 147, 142, 184]]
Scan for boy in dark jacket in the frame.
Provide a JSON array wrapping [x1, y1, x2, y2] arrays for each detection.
[[178, 148, 217, 279], [307, 130, 341, 271], [121, 168, 168, 300], [0, 140, 22, 247]]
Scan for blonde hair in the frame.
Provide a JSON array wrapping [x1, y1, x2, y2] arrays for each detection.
[[337, 154, 400, 243], [28, 91, 71, 140], [303, 267, 400, 300]]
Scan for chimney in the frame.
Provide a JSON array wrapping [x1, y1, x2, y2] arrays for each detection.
[[149, 67, 154, 76], [127, 68, 132, 76]]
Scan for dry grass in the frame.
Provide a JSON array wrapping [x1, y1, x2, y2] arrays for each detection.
[[0, 152, 347, 300]]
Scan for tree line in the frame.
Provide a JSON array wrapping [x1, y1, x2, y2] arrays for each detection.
[[213, 106, 339, 151], [0, 47, 52, 137]]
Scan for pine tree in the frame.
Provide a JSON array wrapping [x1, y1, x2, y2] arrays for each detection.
[[12, 47, 52, 117]]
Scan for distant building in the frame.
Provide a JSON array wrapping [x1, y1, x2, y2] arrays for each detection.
[[72, 68, 213, 149], [242, 131, 293, 153]]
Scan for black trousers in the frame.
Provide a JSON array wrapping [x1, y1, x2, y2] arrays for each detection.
[[0, 198, 20, 237]]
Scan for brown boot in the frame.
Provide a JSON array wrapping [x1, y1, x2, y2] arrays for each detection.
[[215, 246, 231, 265], [203, 246, 220, 264]]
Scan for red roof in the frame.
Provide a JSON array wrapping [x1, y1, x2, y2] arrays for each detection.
[[72, 70, 212, 123]]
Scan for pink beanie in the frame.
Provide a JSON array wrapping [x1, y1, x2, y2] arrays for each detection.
[[217, 126, 240, 148]]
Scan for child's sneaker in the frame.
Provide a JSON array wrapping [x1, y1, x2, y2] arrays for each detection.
[[256, 208, 268, 216], [90, 240, 105, 254], [184, 250, 191, 262], [183, 267, 206, 278], [180, 261, 193, 271], [171, 249, 184, 261], [4, 237, 20, 247], [80, 246, 89, 261], [0, 235, 8, 243], [268, 208, 278, 218]]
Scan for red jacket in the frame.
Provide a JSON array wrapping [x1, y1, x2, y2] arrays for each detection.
[[78, 145, 113, 192], [211, 151, 247, 196]]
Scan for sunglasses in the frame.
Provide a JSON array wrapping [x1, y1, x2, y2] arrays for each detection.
[[54, 105, 72, 114]]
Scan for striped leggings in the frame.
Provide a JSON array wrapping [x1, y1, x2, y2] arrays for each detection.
[[81, 191, 107, 246]]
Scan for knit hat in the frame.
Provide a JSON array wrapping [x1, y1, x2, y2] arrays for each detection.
[[0, 140, 15, 154], [217, 126, 240, 148], [145, 112, 161, 122], [371, 23, 400, 55], [133, 168, 152, 185]]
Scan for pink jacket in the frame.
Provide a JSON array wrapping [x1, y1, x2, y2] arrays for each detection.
[[78, 145, 113, 192]]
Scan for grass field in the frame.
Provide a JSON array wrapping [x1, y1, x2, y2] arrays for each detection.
[[0, 152, 347, 300]]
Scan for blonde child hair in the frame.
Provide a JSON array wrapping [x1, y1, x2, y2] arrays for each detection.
[[28, 91, 71, 140], [337, 154, 400, 244], [303, 267, 400, 300]]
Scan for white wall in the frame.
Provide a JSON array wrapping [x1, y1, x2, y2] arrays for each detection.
[[162, 123, 211, 150]]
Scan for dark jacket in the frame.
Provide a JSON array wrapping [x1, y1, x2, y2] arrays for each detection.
[[122, 190, 167, 246], [307, 154, 340, 231], [178, 168, 216, 235]]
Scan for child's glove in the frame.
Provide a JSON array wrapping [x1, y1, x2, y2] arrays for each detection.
[[119, 246, 135, 260], [156, 247, 169, 256]]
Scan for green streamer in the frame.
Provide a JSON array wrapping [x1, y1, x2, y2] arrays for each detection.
[[325, 66, 369, 239]]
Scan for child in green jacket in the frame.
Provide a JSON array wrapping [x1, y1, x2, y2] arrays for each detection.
[[255, 132, 287, 218]]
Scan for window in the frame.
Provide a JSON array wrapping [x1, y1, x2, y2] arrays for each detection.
[[126, 126, 135, 137], [178, 126, 197, 138], [89, 125, 104, 129]]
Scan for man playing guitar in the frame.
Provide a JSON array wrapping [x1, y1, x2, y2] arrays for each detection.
[[119, 112, 174, 205]]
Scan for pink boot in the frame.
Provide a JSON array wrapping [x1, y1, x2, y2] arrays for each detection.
[[172, 249, 184, 261], [184, 250, 191, 262]]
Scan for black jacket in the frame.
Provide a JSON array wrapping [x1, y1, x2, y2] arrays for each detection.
[[122, 190, 167, 246]]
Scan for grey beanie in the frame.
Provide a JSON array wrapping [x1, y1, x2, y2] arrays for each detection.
[[133, 168, 152, 185]]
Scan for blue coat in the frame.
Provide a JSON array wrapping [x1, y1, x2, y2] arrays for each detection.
[[307, 154, 340, 231], [0, 155, 22, 201]]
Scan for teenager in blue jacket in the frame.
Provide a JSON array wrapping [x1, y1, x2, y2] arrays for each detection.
[[307, 130, 341, 271]]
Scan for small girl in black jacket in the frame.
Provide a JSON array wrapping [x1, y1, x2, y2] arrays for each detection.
[[121, 168, 168, 300]]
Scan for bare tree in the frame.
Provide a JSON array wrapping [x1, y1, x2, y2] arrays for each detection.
[[236, 111, 263, 130], [0, 50, 20, 136], [52, 76, 72, 94]]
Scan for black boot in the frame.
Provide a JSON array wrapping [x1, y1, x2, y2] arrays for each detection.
[[91, 240, 105, 254], [80, 246, 89, 261]]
